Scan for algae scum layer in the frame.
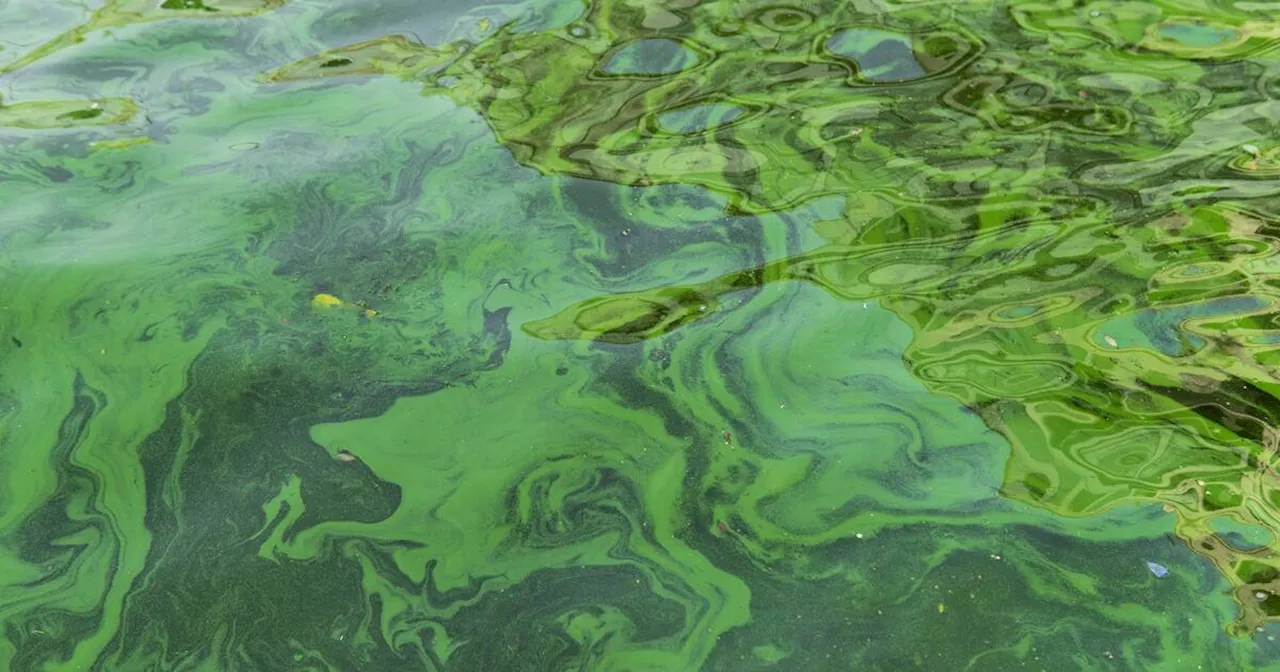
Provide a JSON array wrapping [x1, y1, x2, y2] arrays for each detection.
[[6, 0, 1280, 669]]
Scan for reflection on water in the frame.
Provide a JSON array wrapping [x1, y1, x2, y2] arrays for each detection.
[[5, 0, 1280, 668]]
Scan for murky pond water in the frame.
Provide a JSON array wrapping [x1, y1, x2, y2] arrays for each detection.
[[5, 0, 1280, 669]]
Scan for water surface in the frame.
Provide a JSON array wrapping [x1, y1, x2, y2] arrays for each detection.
[[4, 0, 1280, 669]]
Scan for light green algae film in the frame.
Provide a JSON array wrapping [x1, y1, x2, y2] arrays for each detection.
[[4, 0, 1280, 670]]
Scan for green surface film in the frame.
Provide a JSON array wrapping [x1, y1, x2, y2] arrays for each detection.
[[5, 0, 1280, 669]]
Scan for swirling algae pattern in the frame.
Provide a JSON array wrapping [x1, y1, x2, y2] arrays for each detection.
[[5, 0, 1280, 669]]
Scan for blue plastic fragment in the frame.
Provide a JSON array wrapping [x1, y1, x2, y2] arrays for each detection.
[[1146, 561, 1169, 578]]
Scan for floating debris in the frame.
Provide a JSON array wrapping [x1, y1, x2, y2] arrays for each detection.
[[310, 293, 379, 318], [312, 293, 344, 308], [1145, 561, 1169, 578]]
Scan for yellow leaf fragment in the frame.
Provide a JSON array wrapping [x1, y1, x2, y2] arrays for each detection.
[[312, 293, 343, 308]]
